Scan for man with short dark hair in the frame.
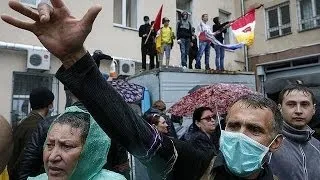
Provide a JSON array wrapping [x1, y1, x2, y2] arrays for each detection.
[[8, 87, 54, 179], [2, 2, 283, 179], [270, 84, 320, 180], [195, 14, 212, 70], [139, 16, 154, 71]]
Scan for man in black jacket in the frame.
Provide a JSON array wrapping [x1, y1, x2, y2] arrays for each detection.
[[2, 1, 284, 179], [8, 87, 54, 180], [212, 17, 230, 71], [177, 11, 192, 68], [139, 16, 155, 71]]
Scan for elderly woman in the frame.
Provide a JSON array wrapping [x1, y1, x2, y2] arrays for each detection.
[[145, 114, 169, 134], [28, 106, 125, 180], [182, 107, 219, 153]]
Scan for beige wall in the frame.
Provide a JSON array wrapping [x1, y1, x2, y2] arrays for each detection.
[[245, 0, 320, 58]]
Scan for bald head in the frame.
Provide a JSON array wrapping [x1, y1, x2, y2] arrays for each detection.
[[0, 115, 13, 172]]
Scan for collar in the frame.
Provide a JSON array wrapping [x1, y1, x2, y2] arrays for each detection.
[[282, 122, 314, 142], [29, 111, 45, 119], [212, 152, 275, 180]]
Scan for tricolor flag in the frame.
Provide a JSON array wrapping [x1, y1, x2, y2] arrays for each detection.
[[231, 9, 256, 46]]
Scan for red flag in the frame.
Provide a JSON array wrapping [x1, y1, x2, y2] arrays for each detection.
[[153, 5, 163, 32]]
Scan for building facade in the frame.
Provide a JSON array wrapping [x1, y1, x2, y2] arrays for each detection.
[[0, 0, 245, 123], [245, 0, 320, 70]]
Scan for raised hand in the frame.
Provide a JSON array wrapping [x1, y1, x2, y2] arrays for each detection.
[[1, 0, 102, 68]]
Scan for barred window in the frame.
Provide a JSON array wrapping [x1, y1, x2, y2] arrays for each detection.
[[297, 0, 320, 30], [266, 2, 292, 38], [11, 72, 59, 126]]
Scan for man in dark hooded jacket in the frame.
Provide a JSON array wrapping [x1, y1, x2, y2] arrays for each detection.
[[177, 11, 192, 68], [212, 17, 229, 71]]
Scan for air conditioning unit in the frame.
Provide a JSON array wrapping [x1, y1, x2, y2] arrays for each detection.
[[118, 59, 135, 76], [27, 49, 51, 70]]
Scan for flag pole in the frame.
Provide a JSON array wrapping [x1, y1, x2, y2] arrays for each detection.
[[144, 23, 155, 45]]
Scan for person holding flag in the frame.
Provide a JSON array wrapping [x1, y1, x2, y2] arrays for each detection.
[[212, 17, 230, 71], [139, 16, 152, 71]]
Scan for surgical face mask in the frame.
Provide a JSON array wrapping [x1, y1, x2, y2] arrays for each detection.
[[144, 20, 150, 24], [216, 112, 278, 177]]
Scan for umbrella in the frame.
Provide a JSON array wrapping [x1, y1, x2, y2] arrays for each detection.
[[168, 83, 258, 117], [109, 80, 145, 103]]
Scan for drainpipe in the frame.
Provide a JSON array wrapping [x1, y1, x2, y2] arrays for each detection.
[[0, 41, 47, 51], [241, 0, 249, 71]]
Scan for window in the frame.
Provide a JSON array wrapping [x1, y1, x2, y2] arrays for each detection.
[[297, 0, 320, 30], [11, 72, 59, 126], [113, 0, 138, 29], [219, 10, 231, 44], [176, 0, 192, 25], [266, 2, 291, 38]]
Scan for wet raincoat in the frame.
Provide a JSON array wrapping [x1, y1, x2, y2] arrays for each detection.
[[28, 106, 126, 180]]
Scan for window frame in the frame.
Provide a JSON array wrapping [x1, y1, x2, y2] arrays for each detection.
[[11, 72, 59, 124], [113, 0, 139, 30], [265, 2, 292, 39], [297, 0, 320, 31]]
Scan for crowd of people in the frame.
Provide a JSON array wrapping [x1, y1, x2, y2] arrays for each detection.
[[139, 12, 230, 71], [1, 1, 320, 180]]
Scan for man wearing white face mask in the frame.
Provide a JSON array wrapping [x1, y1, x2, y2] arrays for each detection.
[[8, 87, 54, 179], [270, 84, 320, 180], [213, 94, 283, 179]]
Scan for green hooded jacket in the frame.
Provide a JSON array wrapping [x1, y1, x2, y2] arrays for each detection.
[[28, 106, 126, 180]]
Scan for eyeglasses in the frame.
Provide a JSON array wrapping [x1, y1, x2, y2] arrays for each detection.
[[200, 115, 216, 122]]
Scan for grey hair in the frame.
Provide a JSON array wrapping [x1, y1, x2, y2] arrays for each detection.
[[228, 94, 283, 137], [52, 112, 90, 144]]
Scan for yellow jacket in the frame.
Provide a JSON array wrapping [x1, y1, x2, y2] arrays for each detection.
[[156, 26, 175, 53]]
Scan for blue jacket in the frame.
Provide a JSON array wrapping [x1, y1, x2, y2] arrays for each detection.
[[270, 122, 320, 180]]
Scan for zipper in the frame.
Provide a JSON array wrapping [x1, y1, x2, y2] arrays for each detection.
[[299, 145, 308, 180]]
